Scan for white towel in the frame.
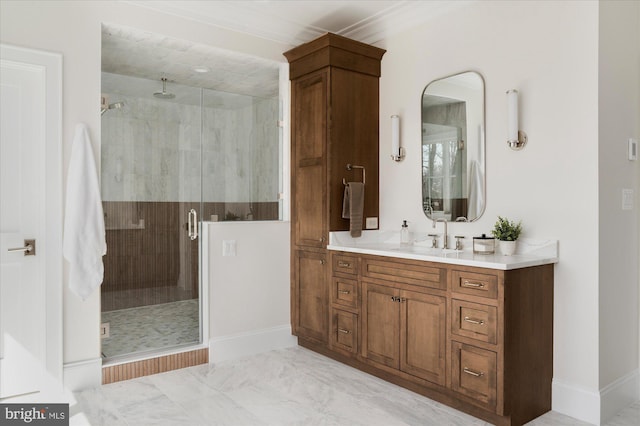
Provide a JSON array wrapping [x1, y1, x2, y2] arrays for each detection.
[[467, 160, 484, 220], [63, 124, 107, 300]]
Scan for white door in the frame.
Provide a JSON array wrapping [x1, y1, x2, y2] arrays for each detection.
[[0, 52, 49, 399]]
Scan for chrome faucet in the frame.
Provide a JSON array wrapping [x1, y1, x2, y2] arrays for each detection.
[[432, 218, 448, 249]]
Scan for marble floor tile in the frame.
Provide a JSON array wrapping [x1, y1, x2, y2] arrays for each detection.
[[71, 346, 640, 426], [605, 401, 640, 426]]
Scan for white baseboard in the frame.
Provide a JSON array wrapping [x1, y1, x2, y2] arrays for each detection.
[[209, 324, 297, 363], [600, 369, 639, 424], [553, 370, 640, 426], [552, 378, 600, 425], [63, 357, 102, 392]]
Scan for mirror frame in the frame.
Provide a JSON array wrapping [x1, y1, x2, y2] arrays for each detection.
[[420, 71, 486, 222]]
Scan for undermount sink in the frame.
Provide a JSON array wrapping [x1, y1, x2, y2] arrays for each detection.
[[390, 246, 462, 256]]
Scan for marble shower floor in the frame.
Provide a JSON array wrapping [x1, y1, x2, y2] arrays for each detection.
[[73, 346, 640, 426], [101, 299, 199, 358]]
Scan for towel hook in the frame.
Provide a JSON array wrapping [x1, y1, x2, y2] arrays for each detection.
[[342, 164, 365, 185]]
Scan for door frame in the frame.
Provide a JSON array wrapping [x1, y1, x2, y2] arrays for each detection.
[[0, 44, 63, 390]]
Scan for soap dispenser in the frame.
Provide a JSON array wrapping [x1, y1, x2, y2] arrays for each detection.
[[400, 220, 410, 244]]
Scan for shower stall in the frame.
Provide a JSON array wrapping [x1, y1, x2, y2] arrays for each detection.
[[100, 71, 281, 360]]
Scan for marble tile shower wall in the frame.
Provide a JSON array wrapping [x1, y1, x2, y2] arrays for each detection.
[[101, 93, 279, 204], [101, 93, 279, 311]]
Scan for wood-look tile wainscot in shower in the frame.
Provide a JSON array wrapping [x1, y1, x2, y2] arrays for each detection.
[[101, 201, 278, 311], [102, 348, 208, 384]]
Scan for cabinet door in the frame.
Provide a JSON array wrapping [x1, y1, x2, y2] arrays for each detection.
[[292, 71, 327, 248], [329, 68, 380, 231], [294, 250, 328, 342], [361, 282, 399, 368], [400, 290, 446, 386]]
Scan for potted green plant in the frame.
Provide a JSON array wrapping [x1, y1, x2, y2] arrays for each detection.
[[491, 216, 522, 255]]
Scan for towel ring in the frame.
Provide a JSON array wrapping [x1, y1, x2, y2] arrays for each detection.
[[342, 164, 365, 185]]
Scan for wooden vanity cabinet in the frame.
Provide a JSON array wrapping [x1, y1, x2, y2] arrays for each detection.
[[302, 251, 554, 426], [285, 33, 385, 344]]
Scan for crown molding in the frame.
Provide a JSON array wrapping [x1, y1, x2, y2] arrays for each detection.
[[124, 1, 476, 47]]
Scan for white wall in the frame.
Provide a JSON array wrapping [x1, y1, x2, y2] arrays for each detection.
[[598, 1, 640, 421], [376, 0, 607, 423], [207, 221, 295, 362], [0, 0, 290, 389]]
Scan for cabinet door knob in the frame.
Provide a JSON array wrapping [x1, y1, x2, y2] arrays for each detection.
[[463, 367, 484, 377], [463, 316, 485, 325]]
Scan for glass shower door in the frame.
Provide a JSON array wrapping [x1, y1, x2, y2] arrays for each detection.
[[100, 74, 203, 359]]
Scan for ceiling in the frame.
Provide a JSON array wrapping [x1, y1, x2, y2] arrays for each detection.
[[124, 1, 473, 47], [102, 1, 473, 102]]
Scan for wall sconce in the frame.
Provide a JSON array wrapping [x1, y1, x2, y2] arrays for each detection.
[[390, 114, 405, 161], [506, 89, 527, 150]]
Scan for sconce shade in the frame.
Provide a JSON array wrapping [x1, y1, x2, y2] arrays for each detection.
[[391, 115, 400, 154], [507, 89, 518, 142], [506, 89, 527, 150], [391, 115, 404, 161]]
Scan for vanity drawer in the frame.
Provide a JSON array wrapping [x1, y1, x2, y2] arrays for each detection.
[[451, 270, 498, 299], [452, 299, 497, 344], [451, 341, 497, 410], [332, 277, 358, 309], [332, 253, 358, 275], [362, 258, 446, 290], [331, 309, 358, 354]]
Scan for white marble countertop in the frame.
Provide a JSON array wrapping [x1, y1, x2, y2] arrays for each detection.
[[327, 231, 558, 271]]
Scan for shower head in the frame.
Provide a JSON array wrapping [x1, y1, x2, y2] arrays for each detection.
[[153, 78, 175, 99], [101, 101, 125, 116]]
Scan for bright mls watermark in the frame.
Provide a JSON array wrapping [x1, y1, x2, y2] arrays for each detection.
[[1, 404, 68, 425]]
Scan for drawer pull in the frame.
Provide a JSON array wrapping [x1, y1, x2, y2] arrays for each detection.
[[338, 328, 351, 335], [338, 289, 351, 295], [463, 316, 485, 326], [337, 261, 351, 268], [463, 367, 484, 378], [462, 280, 485, 289]]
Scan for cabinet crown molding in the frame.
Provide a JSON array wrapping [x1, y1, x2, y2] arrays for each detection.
[[284, 32, 386, 79]]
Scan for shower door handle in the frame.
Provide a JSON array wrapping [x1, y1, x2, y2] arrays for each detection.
[[188, 209, 198, 241]]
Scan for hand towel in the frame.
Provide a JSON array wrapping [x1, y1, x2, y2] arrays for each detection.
[[63, 124, 107, 300], [342, 182, 364, 238], [342, 184, 351, 219]]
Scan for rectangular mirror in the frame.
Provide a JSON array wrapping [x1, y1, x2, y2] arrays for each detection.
[[421, 71, 485, 222]]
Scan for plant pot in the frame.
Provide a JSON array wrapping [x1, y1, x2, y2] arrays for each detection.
[[499, 240, 517, 256]]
